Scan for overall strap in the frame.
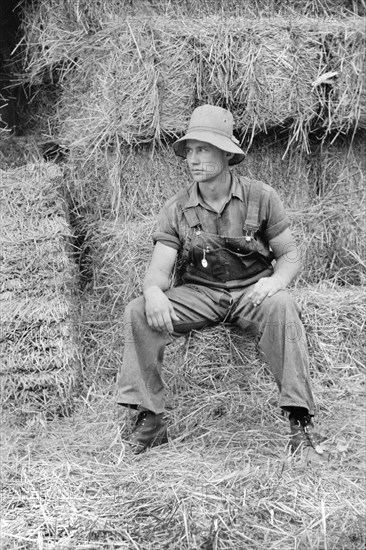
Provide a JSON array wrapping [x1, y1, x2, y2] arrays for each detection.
[[176, 184, 201, 228], [181, 205, 201, 229], [177, 188, 201, 261], [243, 179, 263, 234]]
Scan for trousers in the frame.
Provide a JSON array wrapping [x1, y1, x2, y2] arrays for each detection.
[[116, 283, 315, 415]]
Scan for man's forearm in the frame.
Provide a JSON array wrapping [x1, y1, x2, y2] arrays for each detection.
[[143, 271, 171, 296], [272, 255, 301, 288]]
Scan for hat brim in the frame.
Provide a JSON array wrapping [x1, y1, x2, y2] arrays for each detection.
[[173, 130, 245, 165]]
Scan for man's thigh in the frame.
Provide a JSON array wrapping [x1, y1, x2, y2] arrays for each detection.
[[229, 287, 300, 330], [166, 284, 231, 334]]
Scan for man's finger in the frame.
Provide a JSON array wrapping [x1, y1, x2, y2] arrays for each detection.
[[170, 309, 180, 322], [162, 312, 174, 333]]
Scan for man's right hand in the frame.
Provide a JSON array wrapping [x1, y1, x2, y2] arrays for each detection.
[[144, 286, 180, 333]]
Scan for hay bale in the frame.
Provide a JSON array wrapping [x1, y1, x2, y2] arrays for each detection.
[[88, 217, 154, 304], [18, 0, 366, 48], [238, 133, 315, 210], [55, 18, 196, 153], [64, 143, 191, 225], [17, 13, 366, 151], [292, 283, 365, 372], [193, 18, 322, 148], [290, 133, 366, 285], [321, 22, 366, 132], [0, 163, 81, 418]]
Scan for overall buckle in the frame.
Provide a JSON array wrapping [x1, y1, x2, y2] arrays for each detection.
[[243, 229, 256, 242]]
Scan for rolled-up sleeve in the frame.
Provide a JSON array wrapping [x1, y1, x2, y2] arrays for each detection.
[[262, 187, 290, 241], [152, 203, 181, 250]]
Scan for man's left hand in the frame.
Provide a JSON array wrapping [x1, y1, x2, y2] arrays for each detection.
[[247, 275, 285, 307]]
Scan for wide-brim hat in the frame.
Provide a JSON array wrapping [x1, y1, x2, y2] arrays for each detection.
[[173, 105, 245, 165]]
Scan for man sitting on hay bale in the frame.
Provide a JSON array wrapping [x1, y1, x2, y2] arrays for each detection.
[[117, 105, 323, 460]]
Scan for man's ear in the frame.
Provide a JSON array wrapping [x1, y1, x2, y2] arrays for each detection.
[[225, 152, 234, 161]]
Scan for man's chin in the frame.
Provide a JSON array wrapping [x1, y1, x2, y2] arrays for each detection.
[[191, 171, 207, 182]]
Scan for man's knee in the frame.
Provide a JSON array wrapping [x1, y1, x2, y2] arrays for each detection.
[[124, 296, 146, 323], [265, 290, 298, 313], [263, 291, 304, 343]]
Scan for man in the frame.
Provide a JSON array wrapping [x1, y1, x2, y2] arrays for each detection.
[[117, 105, 322, 459]]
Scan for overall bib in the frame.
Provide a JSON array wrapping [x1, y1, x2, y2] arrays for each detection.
[[179, 179, 274, 288]]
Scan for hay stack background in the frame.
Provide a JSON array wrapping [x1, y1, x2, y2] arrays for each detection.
[[0, 163, 81, 418]]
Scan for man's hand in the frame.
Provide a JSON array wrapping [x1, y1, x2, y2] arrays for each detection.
[[247, 227, 302, 307], [247, 275, 285, 307], [144, 286, 180, 333]]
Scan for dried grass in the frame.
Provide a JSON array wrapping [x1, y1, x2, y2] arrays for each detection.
[[17, 0, 366, 42], [322, 22, 366, 133], [0, 163, 81, 418], [290, 135, 366, 285], [52, 18, 196, 154], [192, 18, 323, 150], [1, 281, 363, 548]]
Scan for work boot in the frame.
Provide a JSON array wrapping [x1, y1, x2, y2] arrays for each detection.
[[125, 410, 168, 454], [289, 413, 325, 462]]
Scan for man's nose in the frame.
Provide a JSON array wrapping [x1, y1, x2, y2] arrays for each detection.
[[188, 150, 199, 164]]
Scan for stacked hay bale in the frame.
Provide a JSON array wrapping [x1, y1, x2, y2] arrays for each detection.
[[0, 163, 81, 419]]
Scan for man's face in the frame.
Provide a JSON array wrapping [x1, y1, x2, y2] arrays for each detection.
[[185, 139, 229, 183]]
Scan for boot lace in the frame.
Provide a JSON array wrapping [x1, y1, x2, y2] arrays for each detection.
[[130, 411, 149, 439], [292, 416, 316, 449]]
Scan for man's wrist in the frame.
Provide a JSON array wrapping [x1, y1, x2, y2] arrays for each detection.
[[271, 273, 287, 288], [143, 285, 162, 298]]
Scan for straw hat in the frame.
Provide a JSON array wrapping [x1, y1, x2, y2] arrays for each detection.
[[173, 105, 245, 165]]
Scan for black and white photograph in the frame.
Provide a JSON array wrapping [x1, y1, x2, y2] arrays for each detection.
[[1, 1, 365, 548]]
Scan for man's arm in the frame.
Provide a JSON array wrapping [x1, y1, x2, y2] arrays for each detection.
[[248, 228, 301, 306], [143, 242, 180, 332]]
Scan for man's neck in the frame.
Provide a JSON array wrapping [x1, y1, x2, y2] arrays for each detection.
[[198, 170, 232, 206]]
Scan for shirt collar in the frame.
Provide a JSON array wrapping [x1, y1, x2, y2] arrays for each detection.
[[184, 174, 244, 209]]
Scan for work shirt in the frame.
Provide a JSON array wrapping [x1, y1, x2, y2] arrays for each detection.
[[152, 174, 290, 289]]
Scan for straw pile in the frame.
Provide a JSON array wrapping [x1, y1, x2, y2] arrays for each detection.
[[0, 163, 81, 419]]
